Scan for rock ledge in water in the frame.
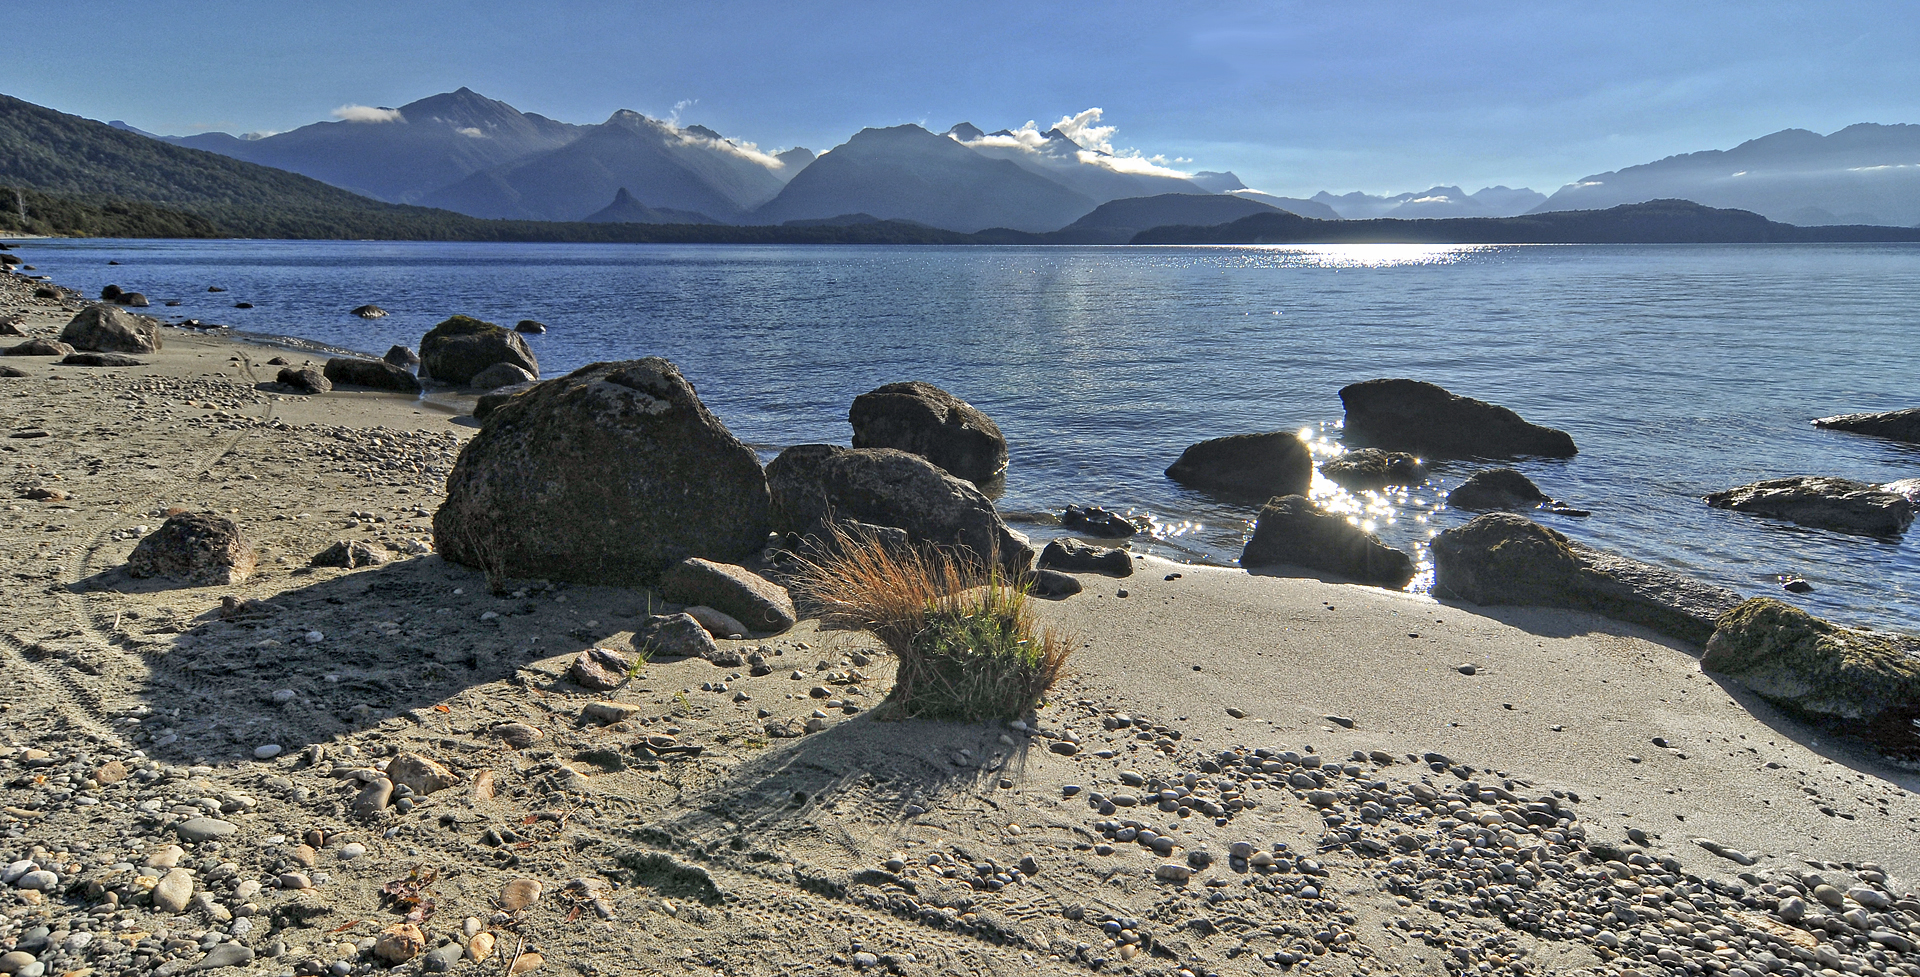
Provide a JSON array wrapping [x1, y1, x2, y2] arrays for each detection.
[[1812, 407, 1920, 444], [1340, 379, 1575, 458], [1241, 494, 1414, 588], [1165, 432, 1312, 498], [1704, 476, 1913, 536]]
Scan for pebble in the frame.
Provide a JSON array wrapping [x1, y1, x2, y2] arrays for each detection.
[[253, 743, 283, 759], [499, 877, 542, 911], [197, 943, 254, 969], [279, 871, 313, 889], [1154, 863, 1193, 881], [175, 817, 238, 842], [1455, 663, 1477, 675], [340, 842, 366, 860], [152, 867, 194, 912]]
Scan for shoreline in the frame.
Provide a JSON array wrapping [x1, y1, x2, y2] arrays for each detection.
[[4, 267, 1920, 975]]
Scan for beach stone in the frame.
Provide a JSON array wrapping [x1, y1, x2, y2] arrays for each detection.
[[683, 605, 749, 639], [0, 953, 33, 975], [1448, 468, 1552, 510], [848, 381, 1008, 485], [1704, 476, 1913, 536], [127, 513, 257, 585], [59, 303, 161, 353], [120, 291, 150, 307], [639, 613, 723, 661], [0, 365, 27, 377], [1704, 598, 1920, 752], [1061, 503, 1137, 537], [373, 923, 424, 965], [568, 647, 632, 691], [420, 314, 538, 385], [766, 444, 1032, 573], [383, 344, 419, 368], [1813, 406, 1920, 444], [276, 366, 331, 394], [515, 319, 547, 334], [495, 723, 544, 748], [60, 351, 145, 366], [0, 315, 22, 337], [424, 943, 464, 973], [1038, 537, 1133, 577], [310, 539, 388, 568], [1164, 431, 1312, 498], [196, 943, 254, 969], [14, 870, 56, 891], [387, 752, 459, 796], [146, 845, 185, 868], [3, 338, 74, 357], [153, 868, 194, 912], [94, 759, 129, 784], [1432, 513, 1742, 645], [435, 358, 770, 587], [474, 381, 538, 420], [324, 356, 422, 392], [351, 304, 388, 319], [351, 777, 393, 817], [659, 557, 798, 633], [1340, 378, 1576, 458], [498, 878, 542, 911], [1155, 863, 1193, 882], [469, 361, 537, 391], [1320, 448, 1429, 490], [1241, 494, 1415, 588], [582, 701, 641, 724], [1027, 568, 1082, 597]]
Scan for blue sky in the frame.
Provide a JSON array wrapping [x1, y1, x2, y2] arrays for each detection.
[[12, 1, 1919, 197]]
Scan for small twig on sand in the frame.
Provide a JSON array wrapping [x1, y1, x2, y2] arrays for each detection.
[[502, 934, 524, 977]]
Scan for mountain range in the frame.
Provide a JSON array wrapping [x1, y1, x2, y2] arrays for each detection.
[[1531, 123, 1920, 226], [1311, 186, 1549, 219]]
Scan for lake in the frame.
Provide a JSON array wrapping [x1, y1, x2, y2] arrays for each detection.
[[17, 239, 1920, 632]]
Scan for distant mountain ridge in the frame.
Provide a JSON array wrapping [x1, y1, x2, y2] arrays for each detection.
[[1311, 185, 1547, 219], [1532, 123, 1920, 226]]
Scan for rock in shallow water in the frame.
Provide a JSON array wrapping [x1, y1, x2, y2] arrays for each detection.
[[848, 380, 1008, 486], [1038, 537, 1133, 577], [1340, 378, 1576, 459], [420, 314, 538, 386], [1704, 476, 1914, 536], [1164, 431, 1312, 498], [1320, 447, 1428, 490], [1241, 494, 1414, 588], [1813, 406, 1920, 444]]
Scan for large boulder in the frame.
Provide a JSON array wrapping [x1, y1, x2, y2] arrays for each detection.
[[383, 345, 419, 369], [1164, 432, 1313, 498], [127, 513, 257, 585], [1704, 599, 1920, 754], [4, 338, 74, 357], [766, 444, 1032, 573], [474, 382, 536, 420], [848, 381, 1008, 485], [434, 358, 771, 587], [58, 304, 161, 354], [1704, 477, 1913, 536], [1432, 513, 1742, 645], [1319, 448, 1428, 491], [419, 315, 538, 386], [1340, 379, 1576, 458], [324, 357, 422, 393], [276, 366, 331, 394], [659, 558, 797, 634], [1241, 495, 1414, 588], [1813, 407, 1920, 444]]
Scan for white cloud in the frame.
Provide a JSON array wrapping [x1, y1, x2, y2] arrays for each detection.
[[1053, 108, 1117, 154], [665, 121, 786, 170], [332, 104, 404, 123], [455, 127, 487, 138], [1408, 194, 1455, 203], [1078, 150, 1191, 179]]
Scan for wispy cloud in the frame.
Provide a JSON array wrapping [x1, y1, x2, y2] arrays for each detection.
[[455, 127, 487, 138], [952, 108, 1193, 179], [1053, 108, 1116, 154], [331, 104, 404, 123]]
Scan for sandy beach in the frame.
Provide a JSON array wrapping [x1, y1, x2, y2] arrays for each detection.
[[2, 266, 1918, 977]]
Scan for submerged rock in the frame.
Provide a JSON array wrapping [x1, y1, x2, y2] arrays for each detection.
[[848, 381, 1008, 485], [1812, 407, 1920, 444], [435, 358, 771, 587], [1038, 537, 1134, 577], [59, 304, 161, 353], [1432, 513, 1742, 645], [1320, 448, 1428, 491], [1241, 494, 1415, 588], [351, 304, 388, 319], [128, 512, 257, 585], [420, 314, 538, 386], [767, 444, 1032, 573], [324, 356, 422, 392], [1061, 503, 1138, 538], [1704, 476, 1913, 536], [1448, 468, 1553, 511], [1340, 378, 1576, 458], [1165, 432, 1313, 498], [1704, 598, 1920, 753], [516, 319, 548, 334], [659, 557, 797, 634]]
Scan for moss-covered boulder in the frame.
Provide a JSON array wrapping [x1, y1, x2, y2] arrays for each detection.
[[434, 358, 770, 587], [1704, 598, 1920, 729], [1432, 513, 1741, 645], [419, 314, 538, 386]]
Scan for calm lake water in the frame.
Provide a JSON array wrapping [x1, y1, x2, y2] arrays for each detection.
[[17, 239, 1920, 632]]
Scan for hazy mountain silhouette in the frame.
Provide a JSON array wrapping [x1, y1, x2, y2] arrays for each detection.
[[146, 88, 586, 204], [1036, 192, 1293, 243], [1224, 190, 1340, 220], [753, 124, 1097, 232], [580, 187, 719, 224], [1533, 124, 1920, 225], [421, 109, 795, 221], [942, 123, 1202, 203], [1312, 186, 1546, 219]]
